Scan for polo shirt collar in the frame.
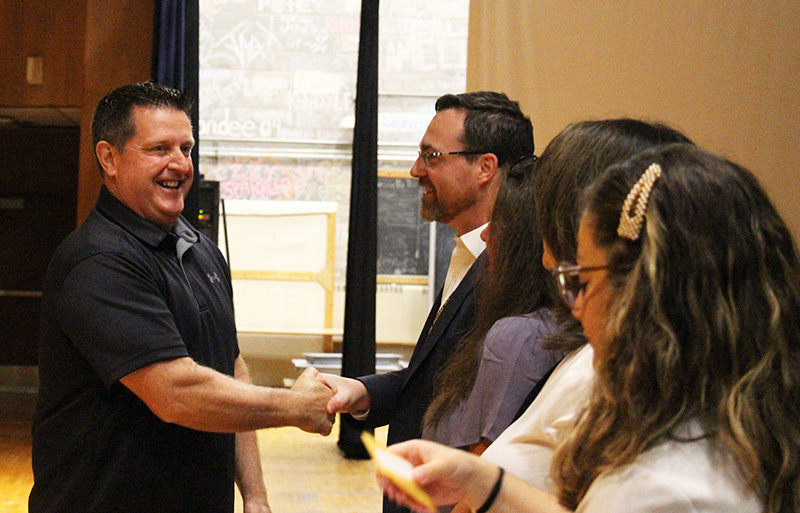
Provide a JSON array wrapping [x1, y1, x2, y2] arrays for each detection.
[[95, 186, 198, 248]]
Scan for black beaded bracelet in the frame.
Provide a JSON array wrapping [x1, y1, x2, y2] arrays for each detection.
[[476, 467, 505, 513]]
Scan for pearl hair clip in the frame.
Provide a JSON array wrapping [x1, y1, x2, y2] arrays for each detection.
[[617, 163, 662, 240]]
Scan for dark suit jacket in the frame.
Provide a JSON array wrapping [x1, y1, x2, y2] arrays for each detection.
[[358, 253, 485, 447], [359, 253, 484, 513]]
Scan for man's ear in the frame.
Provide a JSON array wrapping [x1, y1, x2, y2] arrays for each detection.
[[96, 141, 117, 178], [476, 152, 499, 186]]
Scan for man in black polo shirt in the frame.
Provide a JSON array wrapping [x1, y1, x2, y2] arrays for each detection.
[[29, 82, 334, 513]]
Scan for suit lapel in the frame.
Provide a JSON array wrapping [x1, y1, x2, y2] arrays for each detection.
[[417, 287, 443, 339], [405, 253, 485, 377]]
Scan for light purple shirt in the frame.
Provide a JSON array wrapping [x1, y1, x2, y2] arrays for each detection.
[[423, 308, 560, 448]]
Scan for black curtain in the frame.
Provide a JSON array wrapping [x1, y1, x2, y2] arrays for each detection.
[[338, 0, 379, 458], [151, 0, 201, 229]]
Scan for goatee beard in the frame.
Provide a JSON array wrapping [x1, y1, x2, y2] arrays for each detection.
[[420, 200, 450, 223]]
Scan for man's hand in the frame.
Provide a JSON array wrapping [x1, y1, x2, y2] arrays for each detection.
[[290, 367, 335, 435], [315, 372, 371, 416]]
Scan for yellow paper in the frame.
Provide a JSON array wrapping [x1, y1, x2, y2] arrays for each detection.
[[361, 431, 435, 511]]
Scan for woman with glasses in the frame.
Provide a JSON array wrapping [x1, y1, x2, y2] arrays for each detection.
[[479, 119, 692, 493], [378, 144, 800, 513]]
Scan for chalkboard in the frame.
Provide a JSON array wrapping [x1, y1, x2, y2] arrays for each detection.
[[377, 176, 427, 275], [377, 176, 455, 286]]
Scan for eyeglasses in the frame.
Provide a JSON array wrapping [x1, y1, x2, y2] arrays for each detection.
[[417, 150, 487, 167], [550, 262, 609, 309]]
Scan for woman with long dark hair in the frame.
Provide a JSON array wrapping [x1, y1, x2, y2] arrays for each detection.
[[423, 155, 560, 454]]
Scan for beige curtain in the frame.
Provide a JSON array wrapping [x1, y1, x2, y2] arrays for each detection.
[[467, 0, 800, 237]]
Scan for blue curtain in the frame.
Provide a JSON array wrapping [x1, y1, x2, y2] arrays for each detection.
[[338, 0, 379, 458], [151, 0, 185, 88]]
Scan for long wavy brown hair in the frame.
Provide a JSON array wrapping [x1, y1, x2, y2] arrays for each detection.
[[552, 144, 800, 513], [423, 157, 554, 432], [532, 119, 693, 352]]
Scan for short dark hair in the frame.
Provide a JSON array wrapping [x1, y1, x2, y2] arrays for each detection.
[[91, 82, 193, 175], [435, 91, 534, 167]]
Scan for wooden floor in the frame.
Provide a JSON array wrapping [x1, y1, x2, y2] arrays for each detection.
[[0, 391, 37, 513], [0, 391, 385, 513]]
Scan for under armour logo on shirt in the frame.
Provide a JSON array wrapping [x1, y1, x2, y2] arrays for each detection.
[[207, 272, 221, 283]]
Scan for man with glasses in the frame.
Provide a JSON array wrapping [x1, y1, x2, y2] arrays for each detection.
[[319, 91, 534, 513]]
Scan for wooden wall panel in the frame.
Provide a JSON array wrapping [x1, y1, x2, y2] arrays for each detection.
[[0, 126, 80, 365], [77, 0, 155, 224], [0, 0, 86, 107], [0, 2, 22, 104], [0, 0, 153, 364]]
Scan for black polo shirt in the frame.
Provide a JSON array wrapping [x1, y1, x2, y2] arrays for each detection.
[[30, 186, 239, 513]]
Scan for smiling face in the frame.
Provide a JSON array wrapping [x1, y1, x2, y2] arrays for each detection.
[[572, 216, 615, 366], [97, 106, 195, 231], [409, 108, 485, 235]]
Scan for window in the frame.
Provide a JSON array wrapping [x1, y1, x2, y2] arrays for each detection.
[[199, 0, 469, 344]]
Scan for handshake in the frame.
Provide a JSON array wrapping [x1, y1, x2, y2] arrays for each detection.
[[289, 368, 371, 435]]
